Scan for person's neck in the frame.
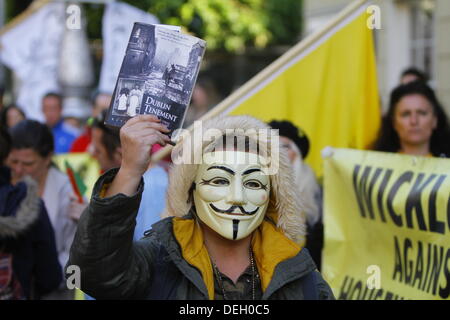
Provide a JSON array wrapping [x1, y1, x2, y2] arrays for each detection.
[[399, 142, 431, 157], [202, 223, 252, 283], [53, 119, 64, 128]]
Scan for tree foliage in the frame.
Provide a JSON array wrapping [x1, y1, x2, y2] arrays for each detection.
[[7, 1, 302, 53], [120, 0, 303, 52]]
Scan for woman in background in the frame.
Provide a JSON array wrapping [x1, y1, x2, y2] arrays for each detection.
[[372, 81, 450, 157], [0, 105, 26, 129], [0, 127, 61, 299], [7, 120, 77, 299]]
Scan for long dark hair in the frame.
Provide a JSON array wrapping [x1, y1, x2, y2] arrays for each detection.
[[372, 81, 450, 157], [0, 104, 26, 129], [401, 67, 428, 83], [0, 127, 12, 164]]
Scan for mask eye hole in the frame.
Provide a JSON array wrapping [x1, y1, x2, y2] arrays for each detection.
[[201, 178, 230, 186], [244, 180, 263, 190]]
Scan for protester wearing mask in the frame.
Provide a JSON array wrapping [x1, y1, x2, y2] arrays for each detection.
[[67, 115, 334, 300]]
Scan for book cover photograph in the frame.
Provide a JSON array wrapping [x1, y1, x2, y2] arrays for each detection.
[[105, 22, 206, 139]]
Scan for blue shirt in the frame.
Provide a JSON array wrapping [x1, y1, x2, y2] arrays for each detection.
[[133, 166, 168, 241], [52, 121, 80, 154]]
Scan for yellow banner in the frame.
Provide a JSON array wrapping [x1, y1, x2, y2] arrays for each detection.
[[322, 148, 450, 300]]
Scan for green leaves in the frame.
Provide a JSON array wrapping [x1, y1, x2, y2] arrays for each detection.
[[82, 0, 302, 53], [128, 0, 302, 53]]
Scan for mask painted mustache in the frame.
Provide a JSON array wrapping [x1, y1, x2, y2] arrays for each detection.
[[209, 203, 259, 216]]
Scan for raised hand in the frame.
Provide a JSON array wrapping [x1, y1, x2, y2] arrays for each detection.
[[105, 115, 171, 197]]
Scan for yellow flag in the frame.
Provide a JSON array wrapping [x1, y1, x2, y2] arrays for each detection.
[[224, 1, 380, 176], [52, 152, 101, 199]]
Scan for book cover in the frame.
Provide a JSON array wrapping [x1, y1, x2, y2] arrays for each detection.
[[105, 22, 206, 140]]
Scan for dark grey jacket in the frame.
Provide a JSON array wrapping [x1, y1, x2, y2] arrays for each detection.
[[67, 169, 335, 300]]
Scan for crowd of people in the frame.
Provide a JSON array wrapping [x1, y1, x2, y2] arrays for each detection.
[[0, 90, 170, 299], [1, 66, 450, 300]]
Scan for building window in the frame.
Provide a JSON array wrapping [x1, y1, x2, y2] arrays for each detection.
[[410, 0, 436, 82]]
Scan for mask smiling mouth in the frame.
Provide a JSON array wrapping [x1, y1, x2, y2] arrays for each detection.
[[209, 203, 258, 216]]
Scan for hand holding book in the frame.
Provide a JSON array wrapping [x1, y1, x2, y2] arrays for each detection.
[[105, 115, 171, 198]]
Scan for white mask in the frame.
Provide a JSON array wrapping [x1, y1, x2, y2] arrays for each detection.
[[193, 151, 271, 240]]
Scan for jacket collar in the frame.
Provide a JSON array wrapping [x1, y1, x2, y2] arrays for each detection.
[[150, 215, 210, 299], [151, 213, 313, 300], [262, 248, 317, 299]]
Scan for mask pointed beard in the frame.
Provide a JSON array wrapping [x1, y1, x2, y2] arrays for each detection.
[[233, 220, 239, 240]]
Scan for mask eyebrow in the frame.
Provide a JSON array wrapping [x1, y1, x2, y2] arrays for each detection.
[[207, 166, 235, 175], [243, 168, 261, 175]]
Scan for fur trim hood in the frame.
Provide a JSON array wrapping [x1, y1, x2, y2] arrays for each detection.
[[0, 175, 41, 238], [162, 115, 307, 244]]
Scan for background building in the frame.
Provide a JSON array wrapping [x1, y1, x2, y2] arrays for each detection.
[[304, 0, 450, 114]]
